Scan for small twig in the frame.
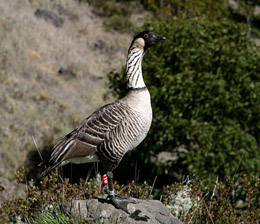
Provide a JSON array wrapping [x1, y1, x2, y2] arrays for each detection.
[[24, 217, 30, 224], [149, 176, 157, 199], [78, 202, 82, 223], [24, 173, 29, 193], [188, 196, 204, 224], [85, 164, 94, 183], [134, 161, 140, 186], [211, 176, 219, 200], [70, 163, 73, 184], [94, 162, 99, 176], [135, 161, 137, 184], [188, 190, 208, 224], [32, 135, 43, 161], [118, 185, 128, 194], [233, 151, 245, 180], [58, 167, 64, 183], [32, 134, 48, 183], [202, 196, 214, 224], [182, 175, 190, 185]]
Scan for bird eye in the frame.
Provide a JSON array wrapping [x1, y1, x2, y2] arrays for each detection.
[[144, 34, 148, 38]]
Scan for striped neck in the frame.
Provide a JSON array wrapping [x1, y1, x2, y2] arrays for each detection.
[[126, 45, 145, 89]]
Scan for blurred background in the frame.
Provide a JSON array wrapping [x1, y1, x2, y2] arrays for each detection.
[[0, 0, 260, 211]]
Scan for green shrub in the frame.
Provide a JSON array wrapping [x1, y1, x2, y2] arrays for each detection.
[[107, 16, 260, 186], [140, 0, 228, 21]]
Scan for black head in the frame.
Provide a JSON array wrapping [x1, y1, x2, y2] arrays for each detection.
[[129, 30, 166, 51]]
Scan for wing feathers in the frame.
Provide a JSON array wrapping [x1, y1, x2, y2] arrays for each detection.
[[39, 101, 130, 177], [62, 139, 97, 160], [77, 132, 102, 145]]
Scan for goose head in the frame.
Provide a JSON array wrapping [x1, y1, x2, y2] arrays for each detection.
[[129, 30, 166, 52]]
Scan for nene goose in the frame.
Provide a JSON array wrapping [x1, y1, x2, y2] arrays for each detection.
[[39, 31, 165, 211]]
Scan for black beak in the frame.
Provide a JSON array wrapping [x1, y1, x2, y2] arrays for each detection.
[[155, 35, 166, 42], [144, 33, 166, 50]]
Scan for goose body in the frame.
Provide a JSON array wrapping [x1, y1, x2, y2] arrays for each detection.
[[40, 87, 152, 175], [39, 31, 165, 209]]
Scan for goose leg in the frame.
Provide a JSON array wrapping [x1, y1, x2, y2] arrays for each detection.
[[106, 171, 137, 213], [107, 171, 115, 196]]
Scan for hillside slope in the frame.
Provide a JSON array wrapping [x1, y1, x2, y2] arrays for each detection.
[[0, 0, 132, 179]]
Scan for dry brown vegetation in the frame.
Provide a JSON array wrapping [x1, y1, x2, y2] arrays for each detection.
[[0, 0, 132, 192]]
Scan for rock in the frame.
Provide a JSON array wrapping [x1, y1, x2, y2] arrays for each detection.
[[228, 0, 239, 11], [0, 126, 8, 138], [53, 4, 79, 21], [254, 5, 260, 17], [35, 9, 63, 28], [58, 67, 77, 80], [66, 198, 183, 224], [0, 178, 26, 205], [95, 39, 106, 50], [91, 7, 104, 17]]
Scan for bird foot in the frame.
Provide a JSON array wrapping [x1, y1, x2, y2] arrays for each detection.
[[107, 194, 138, 213]]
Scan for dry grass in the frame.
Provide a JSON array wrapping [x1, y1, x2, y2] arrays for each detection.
[[0, 0, 131, 180]]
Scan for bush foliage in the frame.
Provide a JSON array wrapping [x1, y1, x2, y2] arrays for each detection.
[[140, 0, 228, 21], [107, 16, 260, 186]]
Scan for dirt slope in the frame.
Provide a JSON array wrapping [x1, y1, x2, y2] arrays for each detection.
[[0, 0, 132, 179]]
